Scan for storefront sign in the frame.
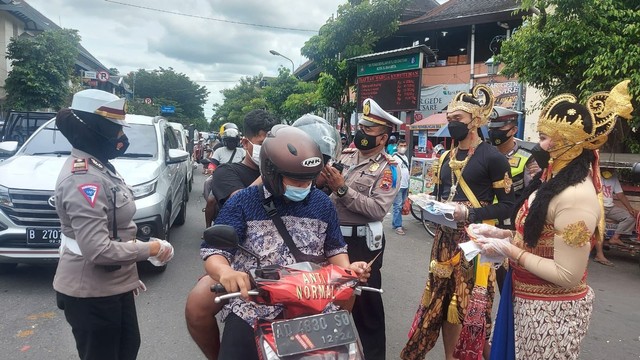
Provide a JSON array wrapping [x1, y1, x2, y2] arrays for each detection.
[[357, 53, 422, 77]]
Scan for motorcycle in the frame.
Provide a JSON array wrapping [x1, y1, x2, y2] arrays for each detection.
[[204, 224, 382, 360]]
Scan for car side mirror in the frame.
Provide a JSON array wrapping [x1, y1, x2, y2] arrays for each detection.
[[0, 141, 19, 157], [166, 148, 189, 164]]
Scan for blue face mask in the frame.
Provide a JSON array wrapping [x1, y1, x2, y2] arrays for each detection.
[[284, 184, 312, 202]]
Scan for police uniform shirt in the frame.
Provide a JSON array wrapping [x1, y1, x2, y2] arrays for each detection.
[[53, 148, 151, 298], [331, 148, 399, 225]]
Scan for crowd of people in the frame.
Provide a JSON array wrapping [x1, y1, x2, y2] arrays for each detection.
[[51, 79, 636, 360]]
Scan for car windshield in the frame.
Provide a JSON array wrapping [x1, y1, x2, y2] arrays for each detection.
[[22, 121, 158, 159]]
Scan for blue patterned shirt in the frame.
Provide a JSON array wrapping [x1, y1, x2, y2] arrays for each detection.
[[200, 185, 347, 325]]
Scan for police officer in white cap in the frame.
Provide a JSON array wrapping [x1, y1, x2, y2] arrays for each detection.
[[322, 97, 402, 360], [54, 89, 174, 360]]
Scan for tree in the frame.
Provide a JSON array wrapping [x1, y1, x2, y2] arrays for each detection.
[[210, 75, 266, 130], [126, 68, 209, 126], [302, 0, 408, 133], [262, 68, 323, 122], [499, 0, 640, 151], [4, 29, 80, 111]]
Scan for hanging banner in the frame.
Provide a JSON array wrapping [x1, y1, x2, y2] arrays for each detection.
[[417, 84, 468, 117], [486, 81, 523, 109]]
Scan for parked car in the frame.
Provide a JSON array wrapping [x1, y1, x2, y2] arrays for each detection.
[[169, 121, 194, 194], [0, 111, 56, 150], [0, 114, 189, 272]]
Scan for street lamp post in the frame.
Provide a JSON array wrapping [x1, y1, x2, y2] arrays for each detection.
[[269, 50, 295, 74]]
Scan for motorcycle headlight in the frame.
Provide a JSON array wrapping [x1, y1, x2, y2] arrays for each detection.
[[131, 180, 157, 199], [0, 185, 12, 207]]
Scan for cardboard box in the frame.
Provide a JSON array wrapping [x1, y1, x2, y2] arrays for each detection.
[[458, 55, 468, 65], [447, 56, 458, 65]]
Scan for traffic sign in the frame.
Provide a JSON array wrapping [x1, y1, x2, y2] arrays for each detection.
[[83, 71, 97, 79], [161, 105, 175, 114], [144, 97, 153, 104], [97, 70, 110, 82]]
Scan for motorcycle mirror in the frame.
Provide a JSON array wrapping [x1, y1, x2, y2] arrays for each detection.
[[203, 225, 239, 248], [203, 224, 262, 270]]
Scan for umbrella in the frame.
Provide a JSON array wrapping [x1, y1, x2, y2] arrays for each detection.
[[433, 124, 489, 138], [454, 259, 492, 360]]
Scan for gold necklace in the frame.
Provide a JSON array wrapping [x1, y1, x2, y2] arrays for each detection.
[[447, 139, 481, 202]]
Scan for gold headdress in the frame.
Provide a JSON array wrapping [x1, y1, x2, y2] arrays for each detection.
[[447, 84, 495, 128], [536, 80, 633, 245], [537, 80, 633, 161]]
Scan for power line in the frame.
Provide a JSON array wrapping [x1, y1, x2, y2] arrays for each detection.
[[104, 0, 318, 33]]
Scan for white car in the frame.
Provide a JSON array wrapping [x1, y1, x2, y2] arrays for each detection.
[[0, 114, 189, 272]]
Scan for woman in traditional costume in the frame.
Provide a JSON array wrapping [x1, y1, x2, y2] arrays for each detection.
[[476, 80, 634, 359]]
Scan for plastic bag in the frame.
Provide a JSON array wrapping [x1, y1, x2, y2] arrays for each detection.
[[402, 198, 411, 215]]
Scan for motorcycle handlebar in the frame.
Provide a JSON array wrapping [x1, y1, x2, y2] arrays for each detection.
[[214, 290, 260, 303]]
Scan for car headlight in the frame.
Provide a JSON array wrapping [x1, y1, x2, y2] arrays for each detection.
[[131, 180, 157, 199], [0, 185, 12, 207]]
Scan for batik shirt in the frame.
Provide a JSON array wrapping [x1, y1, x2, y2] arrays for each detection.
[[200, 185, 347, 325]]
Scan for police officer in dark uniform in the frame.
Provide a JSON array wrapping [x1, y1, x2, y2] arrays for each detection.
[[487, 106, 538, 292], [54, 89, 174, 360], [322, 98, 402, 360]]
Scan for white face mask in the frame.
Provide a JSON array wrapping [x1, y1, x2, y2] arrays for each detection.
[[397, 147, 407, 154], [250, 143, 261, 168]]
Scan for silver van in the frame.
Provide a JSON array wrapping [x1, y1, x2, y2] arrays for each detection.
[[0, 114, 188, 272]]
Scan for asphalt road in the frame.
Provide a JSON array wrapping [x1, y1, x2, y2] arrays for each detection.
[[1, 170, 639, 359]]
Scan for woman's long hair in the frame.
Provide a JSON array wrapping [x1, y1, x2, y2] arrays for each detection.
[[513, 149, 595, 248]]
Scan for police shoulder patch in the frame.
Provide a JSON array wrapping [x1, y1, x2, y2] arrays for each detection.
[[379, 168, 394, 191], [71, 158, 88, 173], [78, 183, 100, 208]]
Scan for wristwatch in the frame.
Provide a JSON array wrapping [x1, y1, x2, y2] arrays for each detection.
[[467, 208, 477, 223], [336, 185, 349, 198]]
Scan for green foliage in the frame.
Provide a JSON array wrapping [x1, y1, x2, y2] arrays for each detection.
[[210, 75, 266, 129], [301, 0, 408, 122], [499, 0, 640, 152], [262, 68, 323, 122], [499, 1, 640, 113], [126, 68, 209, 125], [4, 29, 80, 111]]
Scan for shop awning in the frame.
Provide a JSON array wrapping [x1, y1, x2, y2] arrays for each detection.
[[409, 113, 447, 130]]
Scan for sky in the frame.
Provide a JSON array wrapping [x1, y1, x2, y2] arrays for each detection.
[[26, 0, 347, 119]]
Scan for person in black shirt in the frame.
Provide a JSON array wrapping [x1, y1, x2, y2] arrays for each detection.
[[185, 109, 277, 360], [402, 85, 514, 360]]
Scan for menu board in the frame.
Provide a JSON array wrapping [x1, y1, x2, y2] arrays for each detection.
[[357, 70, 420, 112]]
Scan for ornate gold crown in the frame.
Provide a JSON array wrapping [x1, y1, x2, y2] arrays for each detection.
[[537, 80, 633, 150], [447, 84, 495, 127]]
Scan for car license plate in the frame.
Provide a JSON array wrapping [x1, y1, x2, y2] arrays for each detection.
[[26, 228, 62, 245], [272, 310, 357, 357]]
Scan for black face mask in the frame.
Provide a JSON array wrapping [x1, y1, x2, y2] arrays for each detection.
[[106, 133, 130, 159], [488, 128, 513, 146], [354, 129, 381, 151], [530, 144, 550, 169], [448, 121, 470, 141], [223, 137, 239, 150]]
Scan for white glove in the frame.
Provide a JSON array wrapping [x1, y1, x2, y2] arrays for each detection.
[[148, 239, 174, 266], [475, 236, 514, 259], [133, 280, 147, 296], [467, 223, 512, 241]]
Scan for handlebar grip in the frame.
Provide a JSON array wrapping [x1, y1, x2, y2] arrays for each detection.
[[211, 283, 226, 293], [214, 290, 259, 304], [356, 286, 384, 294]]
